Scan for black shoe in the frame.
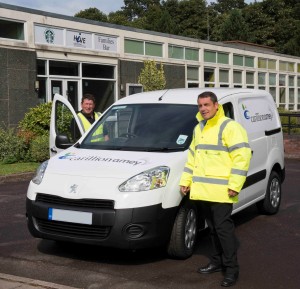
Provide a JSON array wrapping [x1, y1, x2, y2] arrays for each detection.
[[221, 272, 239, 287], [197, 263, 222, 274]]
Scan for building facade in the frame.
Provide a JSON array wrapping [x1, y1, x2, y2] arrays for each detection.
[[0, 3, 300, 128]]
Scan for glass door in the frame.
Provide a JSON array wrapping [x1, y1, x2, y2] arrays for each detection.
[[50, 79, 79, 111]]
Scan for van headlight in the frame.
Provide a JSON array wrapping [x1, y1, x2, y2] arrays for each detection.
[[119, 166, 170, 192], [32, 160, 49, 185]]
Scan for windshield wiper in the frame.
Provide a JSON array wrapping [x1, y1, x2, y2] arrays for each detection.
[[145, 146, 186, 152]]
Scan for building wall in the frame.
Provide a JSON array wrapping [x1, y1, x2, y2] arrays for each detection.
[[0, 47, 38, 128]]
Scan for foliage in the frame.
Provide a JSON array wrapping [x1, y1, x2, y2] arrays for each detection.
[[0, 127, 28, 164], [74, 7, 108, 22], [72, 0, 300, 57], [28, 134, 49, 162], [138, 60, 166, 91], [18, 102, 52, 138]]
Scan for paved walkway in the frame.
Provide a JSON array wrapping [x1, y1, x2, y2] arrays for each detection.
[[0, 273, 80, 289]]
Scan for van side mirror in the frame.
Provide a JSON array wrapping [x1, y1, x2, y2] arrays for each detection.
[[55, 134, 74, 149]]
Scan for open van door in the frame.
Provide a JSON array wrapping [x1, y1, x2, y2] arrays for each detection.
[[49, 93, 84, 157]]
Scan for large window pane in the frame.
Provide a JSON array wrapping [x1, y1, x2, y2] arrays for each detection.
[[279, 74, 286, 86], [204, 51, 216, 63], [185, 48, 199, 61], [187, 67, 199, 81], [233, 70, 242, 83], [219, 69, 229, 83], [233, 55, 243, 66], [82, 63, 115, 79], [37, 59, 46, 75], [49, 61, 79, 76], [218, 52, 229, 64], [0, 19, 24, 40], [269, 73, 276, 85], [288, 62, 294, 72], [258, 58, 267, 69], [268, 60, 276, 70], [204, 68, 215, 82], [169, 45, 184, 59], [145, 42, 162, 57], [125, 39, 143, 55], [279, 61, 286, 71], [258, 72, 266, 85], [289, 76, 294, 87], [245, 56, 254, 67], [246, 72, 254, 84]]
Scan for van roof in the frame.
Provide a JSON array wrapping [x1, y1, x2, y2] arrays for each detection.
[[116, 88, 270, 105]]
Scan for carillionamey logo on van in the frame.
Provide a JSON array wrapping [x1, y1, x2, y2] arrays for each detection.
[[242, 104, 273, 122], [58, 152, 146, 166]]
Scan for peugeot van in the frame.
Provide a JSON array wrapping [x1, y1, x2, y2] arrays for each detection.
[[26, 88, 285, 259]]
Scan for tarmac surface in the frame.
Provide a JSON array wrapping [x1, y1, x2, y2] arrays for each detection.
[[0, 273, 79, 289]]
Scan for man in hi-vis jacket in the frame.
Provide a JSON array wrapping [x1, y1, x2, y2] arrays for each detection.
[[180, 91, 251, 287]]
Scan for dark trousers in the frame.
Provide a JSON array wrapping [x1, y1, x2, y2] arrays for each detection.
[[200, 201, 239, 274]]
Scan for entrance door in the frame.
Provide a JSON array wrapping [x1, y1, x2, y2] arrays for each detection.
[[50, 79, 79, 111]]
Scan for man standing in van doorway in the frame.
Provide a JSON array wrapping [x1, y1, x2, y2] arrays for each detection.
[[72, 93, 109, 141], [180, 91, 251, 287]]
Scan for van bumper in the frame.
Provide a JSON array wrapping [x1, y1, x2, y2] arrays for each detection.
[[26, 197, 178, 250]]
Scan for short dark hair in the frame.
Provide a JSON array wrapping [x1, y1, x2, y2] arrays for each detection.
[[198, 91, 218, 104], [81, 93, 95, 103]]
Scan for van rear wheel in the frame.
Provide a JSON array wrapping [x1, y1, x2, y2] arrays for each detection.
[[167, 200, 197, 259], [257, 171, 281, 215]]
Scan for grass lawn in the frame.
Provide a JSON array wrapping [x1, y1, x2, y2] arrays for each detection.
[[0, 162, 40, 176]]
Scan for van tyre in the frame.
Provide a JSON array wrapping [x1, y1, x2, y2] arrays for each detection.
[[167, 200, 197, 259], [257, 171, 281, 215]]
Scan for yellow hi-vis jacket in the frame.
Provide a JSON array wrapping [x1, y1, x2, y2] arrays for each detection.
[[179, 104, 252, 203], [77, 112, 104, 142]]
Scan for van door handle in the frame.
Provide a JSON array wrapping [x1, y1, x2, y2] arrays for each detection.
[[51, 147, 57, 153], [251, 150, 253, 155]]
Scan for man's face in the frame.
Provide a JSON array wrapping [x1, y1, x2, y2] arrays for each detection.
[[197, 96, 219, 120], [81, 99, 95, 116]]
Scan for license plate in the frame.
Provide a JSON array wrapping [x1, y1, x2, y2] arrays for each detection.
[[48, 208, 92, 225]]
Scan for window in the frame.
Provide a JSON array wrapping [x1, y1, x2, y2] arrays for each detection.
[[246, 71, 254, 88], [204, 51, 216, 63], [145, 42, 162, 57], [204, 67, 215, 87], [82, 63, 115, 79], [233, 55, 254, 67], [233, 70, 242, 87], [125, 39, 163, 57], [268, 60, 276, 70], [279, 61, 295, 72], [219, 69, 229, 87], [217, 53, 229, 64], [258, 58, 267, 69], [185, 48, 199, 61], [0, 18, 24, 40], [269, 73, 277, 102], [258, 72, 266, 90], [49, 61, 79, 76], [187, 66, 199, 81], [168, 45, 184, 59], [279, 74, 286, 106]]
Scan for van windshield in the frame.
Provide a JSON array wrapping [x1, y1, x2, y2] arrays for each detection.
[[80, 104, 198, 152]]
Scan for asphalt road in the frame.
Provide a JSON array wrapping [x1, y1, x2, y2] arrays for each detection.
[[0, 158, 299, 289]]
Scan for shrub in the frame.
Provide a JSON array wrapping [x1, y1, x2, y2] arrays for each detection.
[[18, 102, 52, 138], [29, 133, 49, 162], [0, 127, 28, 163]]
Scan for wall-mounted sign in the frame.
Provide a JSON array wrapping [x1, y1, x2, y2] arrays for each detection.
[[66, 30, 92, 49], [95, 34, 117, 52], [35, 25, 64, 46]]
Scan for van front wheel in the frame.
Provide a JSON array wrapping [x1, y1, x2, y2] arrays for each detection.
[[167, 200, 198, 259], [257, 171, 281, 215]]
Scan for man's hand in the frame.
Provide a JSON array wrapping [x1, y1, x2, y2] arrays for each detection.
[[228, 189, 239, 197], [180, 186, 190, 196]]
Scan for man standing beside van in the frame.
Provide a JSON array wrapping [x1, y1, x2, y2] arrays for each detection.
[[180, 91, 251, 287]]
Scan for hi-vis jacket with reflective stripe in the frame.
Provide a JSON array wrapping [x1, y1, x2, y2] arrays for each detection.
[[77, 112, 104, 142], [179, 104, 252, 203]]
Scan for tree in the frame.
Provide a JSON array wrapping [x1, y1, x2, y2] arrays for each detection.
[[74, 7, 108, 22], [219, 9, 249, 41], [210, 0, 246, 14], [138, 60, 166, 91]]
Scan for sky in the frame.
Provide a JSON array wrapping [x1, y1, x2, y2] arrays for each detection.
[[0, 0, 258, 17]]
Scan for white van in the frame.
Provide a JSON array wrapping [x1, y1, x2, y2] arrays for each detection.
[[26, 88, 285, 259]]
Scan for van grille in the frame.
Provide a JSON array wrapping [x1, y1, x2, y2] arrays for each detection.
[[36, 194, 114, 209], [35, 218, 111, 239]]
